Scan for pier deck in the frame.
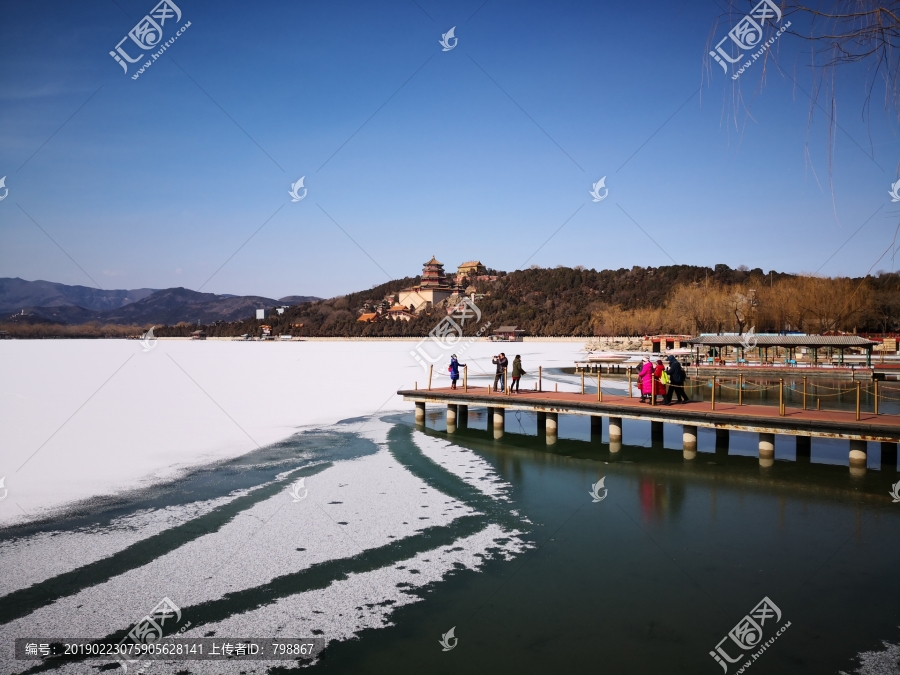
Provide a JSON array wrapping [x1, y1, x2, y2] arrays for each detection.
[[399, 386, 900, 472], [399, 387, 900, 441]]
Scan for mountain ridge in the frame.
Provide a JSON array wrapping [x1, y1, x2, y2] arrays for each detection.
[[0, 278, 320, 326]]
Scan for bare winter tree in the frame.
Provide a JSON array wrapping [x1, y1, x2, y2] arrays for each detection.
[[708, 1, 900, 174]]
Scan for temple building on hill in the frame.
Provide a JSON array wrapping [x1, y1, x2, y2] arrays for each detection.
[[457, 260, 487, 278], [398, 256, 455, 313]]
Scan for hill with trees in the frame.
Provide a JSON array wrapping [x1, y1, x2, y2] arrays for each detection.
[[149, 264, 900, 339]]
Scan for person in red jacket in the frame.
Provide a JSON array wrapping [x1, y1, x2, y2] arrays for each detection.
[[653, 359, 666, 404]]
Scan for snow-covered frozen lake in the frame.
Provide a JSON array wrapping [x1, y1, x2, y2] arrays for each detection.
[[0, 339, 589, 524]]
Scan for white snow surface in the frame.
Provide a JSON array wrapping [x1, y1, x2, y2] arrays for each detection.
[[0, 338, 586, 526], [413, 430, 511, 501], [153, 523, 528, 674], [0, 488, 253, 596], [840, 641, 900, 675]]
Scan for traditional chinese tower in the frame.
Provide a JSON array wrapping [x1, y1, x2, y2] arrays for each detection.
[[398, 256, 454, 312], [420, 256, 449, 288]]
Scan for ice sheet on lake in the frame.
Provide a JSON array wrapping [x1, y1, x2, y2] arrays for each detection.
[[413, 430, 510, 501], [1, 414, 532, 675], [0, 490, 252, 597], [0, 339, 588, 526], [0, 446, 478, 664], [840, 640, 900, 675], [131, 524, 528, 675]]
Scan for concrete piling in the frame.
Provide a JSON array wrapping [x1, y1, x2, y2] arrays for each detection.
[[683, 425, 697, 460], [759, 432, 775, 468], [546, 412, 558, 446], [608, 417, 622, 443], [446, 404, 457, 434], [415, 401, 425, 425], [849, 440, 867, 474]]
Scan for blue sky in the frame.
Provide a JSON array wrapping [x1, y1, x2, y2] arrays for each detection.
[[2, 0, 900, 299]]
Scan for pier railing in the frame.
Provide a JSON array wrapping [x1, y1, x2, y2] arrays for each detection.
[[414, 363, 896, 421]]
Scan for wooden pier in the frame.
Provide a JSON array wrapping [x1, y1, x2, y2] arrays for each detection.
[[398, 386, 900, 474]]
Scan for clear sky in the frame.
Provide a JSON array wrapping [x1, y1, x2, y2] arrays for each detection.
[[2, 0, 900, 299]]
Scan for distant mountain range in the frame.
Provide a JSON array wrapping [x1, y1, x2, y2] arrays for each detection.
[[0, 278, 320, 326]]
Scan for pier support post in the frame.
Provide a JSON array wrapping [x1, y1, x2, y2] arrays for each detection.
[[537, 411, 546, 432], [849, 440, 867, 474], [715, 428, 729, 453], [683, 425, 698, 460], [651, 421, 664, 446], [546, 412, 558, 446], [608, 417, 622, 442], [608, 417, 622, 454], [492, 408, 505, 430], [458, 405, 468, 428], [881, 442, 898, 471], [590, 415, 603, 441], [796, 436, 811, 462], [446, 404, 457, 434], [759, 433, 775, 468], [415, 401, 425, 425]]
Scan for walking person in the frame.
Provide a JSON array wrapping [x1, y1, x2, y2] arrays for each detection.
[[448, 354, 465, 390], [653, 359, 667, 404], [663, 355, 690, 404], [492, 353, 508, 392], [638, 357, 653, 403], [510, 355, 526, 393]]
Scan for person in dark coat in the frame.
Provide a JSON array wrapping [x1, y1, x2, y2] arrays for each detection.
[[492, 353, 508, 392], [510, 355, 526, 393], [449, 354, 465, 390], [663, 355, 690, 404]]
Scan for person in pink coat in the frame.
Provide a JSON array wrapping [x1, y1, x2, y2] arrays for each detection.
[[638, 358, 653, 403]]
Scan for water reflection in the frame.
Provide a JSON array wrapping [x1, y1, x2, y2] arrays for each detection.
[[638, 474, 685, 522]]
